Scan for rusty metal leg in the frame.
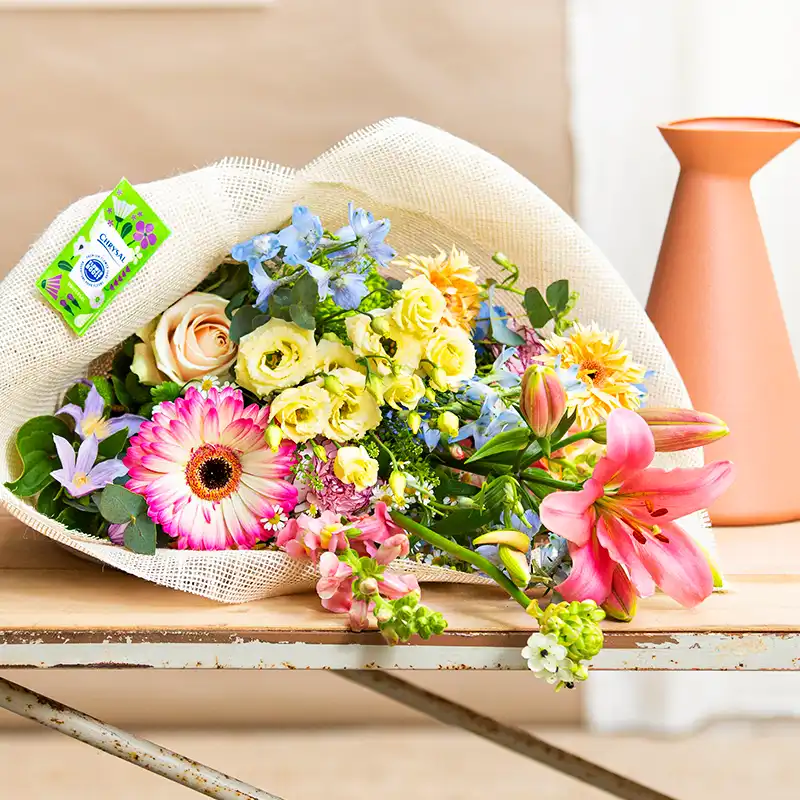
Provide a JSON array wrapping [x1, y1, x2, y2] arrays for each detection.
[[338, 670, 676, 800], [0, 676, 283, 800]]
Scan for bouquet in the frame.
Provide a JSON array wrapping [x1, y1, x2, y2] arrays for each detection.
[[5, 198, 734, 689]]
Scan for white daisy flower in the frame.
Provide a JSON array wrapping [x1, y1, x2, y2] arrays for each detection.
[[261, 509, 288, 532], [186, 375, 233, 398], [521, 632, 568, 675]]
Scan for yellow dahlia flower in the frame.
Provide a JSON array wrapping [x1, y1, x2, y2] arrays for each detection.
[[396, 247, 481, 332], [541, 323, 648, 429]]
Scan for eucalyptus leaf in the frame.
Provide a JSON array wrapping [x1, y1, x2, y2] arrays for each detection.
[[546, 279, 570, 313], [225, 290, 249, 320], [229, 305, 266, 343], [215, 263, 251, 299], [290, 303, 316, 330], [465, 427, 531, 465], [98, 428, 129, 459], [97, 484, 146, 524], [124, 515, 157, 555], [523, 287, 553, 328]]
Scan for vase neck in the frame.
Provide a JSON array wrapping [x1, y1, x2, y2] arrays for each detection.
[[659, 123, 800, 178]]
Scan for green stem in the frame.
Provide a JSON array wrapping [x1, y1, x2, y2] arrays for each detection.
[[390, 512, 531, 611], [550, 430, 595, 452], [368, 433, 399, 470]]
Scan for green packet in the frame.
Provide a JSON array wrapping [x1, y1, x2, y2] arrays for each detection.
[[37, 178, 171, 336]]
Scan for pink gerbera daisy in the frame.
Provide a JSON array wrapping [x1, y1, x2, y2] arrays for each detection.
[[123, 386, 298, 550]]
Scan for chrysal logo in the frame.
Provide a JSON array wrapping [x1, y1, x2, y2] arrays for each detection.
[[98, 232, 128, 265]]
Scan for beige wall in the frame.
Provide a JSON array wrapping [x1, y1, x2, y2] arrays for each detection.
[[0, 1, 577, 728]]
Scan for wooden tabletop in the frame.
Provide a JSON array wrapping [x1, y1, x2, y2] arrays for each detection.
[[1, 514, 798, 670]]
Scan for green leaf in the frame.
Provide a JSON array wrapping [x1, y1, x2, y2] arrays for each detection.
[[97, 484, 146, 524], [551, 410, 577, 445], [138, 402, 155, 418], [433, 507, 494, 537], [90, 376, 115, 408], [290, 303, 316, 330], [57, 259, 72, 271], [112, 343, 134, 378], [289, 274, 319, 330], [16, 415, 71, 443], [229, 305, 268, 343], [124, 515, 157, 555], [36, 482, 65, 519], [98, 428, 129, 459], [465, 427, 531, 465], [546, 279, 570, 313], [120, 221, 133, 239], [433, 469, 481, 500], [150, 381, 182, 404], [215, 263, 251, 299], [125, 372, 151, 404], [225, 290, 249, 320], [111, 375, 133, 408], [56, 506, 98, 536], [64, 381, 90, 408], [385, 277, 402, 291], [5, 451, 56, 497], [523, 287, 553, 328]]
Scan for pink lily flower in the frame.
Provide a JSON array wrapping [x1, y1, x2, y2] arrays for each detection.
[[540, 408, 734, 608]]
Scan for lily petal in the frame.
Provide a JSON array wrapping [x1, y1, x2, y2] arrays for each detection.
[[555, 536, 616, 605], [540, 479, 604, 546], [592, 408, 655, 488], [618, 460, 735, 523], [596, 514, 656, 598]]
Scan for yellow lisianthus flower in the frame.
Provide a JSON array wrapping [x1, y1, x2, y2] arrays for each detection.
[[382, 370, 426, 410], [345, 312, 422, 375], [268, 383, 332, 443], [541, 322, 648, 429], [312, 367, 382, 443], [315, 337, 362, 373], [424, 325, 477, 389], [333, 445, 380, 491], [391, 274, 446, 336], [235, 319, 316, 396]]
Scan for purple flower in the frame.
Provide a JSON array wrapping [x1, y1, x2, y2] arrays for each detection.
[[277, 205, 323, 265], [58, 384, 145, 442], [51, 435, 128, 498], [133, 221, 157, 250], [250, 263, 281, 311], [108, 522, 128, 545], [304, 441, 372, 515], [329, 203, 395, 267]]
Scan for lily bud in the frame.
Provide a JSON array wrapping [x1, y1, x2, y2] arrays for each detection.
[[407, 410, 422, 434], [593, 408, 730, 452], [519, 365, 567, 438], [602, 565, 637, 622], [389, 470, 407, 501], [430, 367, 448, 393], [265, 424, 283, 452], [437, 411, 460, 439], [498, 545, 531, 588], [323, 374, 345, 397], [473, 529, 531, 552], [369, 315, 392, 337]]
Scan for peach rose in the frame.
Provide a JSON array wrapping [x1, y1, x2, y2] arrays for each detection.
[[132, 292, 237, 385]]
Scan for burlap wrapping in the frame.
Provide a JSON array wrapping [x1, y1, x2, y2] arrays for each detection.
[[0, 118, 709, 603]]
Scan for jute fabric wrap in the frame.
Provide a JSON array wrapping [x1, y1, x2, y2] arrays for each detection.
[[0, 119, 708, 603]]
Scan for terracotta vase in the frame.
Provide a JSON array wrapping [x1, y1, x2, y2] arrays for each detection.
[[648, 116, 800, 525]]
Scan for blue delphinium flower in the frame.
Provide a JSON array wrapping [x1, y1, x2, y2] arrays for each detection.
[[250, 263, 281, 311], [473, 301, 509, 349], [278, 205, 323, 265], [231, 232, 280, 271], [454, 385, 525, 450], [330, 203, 396, 267], [330, 270, 369, 310]]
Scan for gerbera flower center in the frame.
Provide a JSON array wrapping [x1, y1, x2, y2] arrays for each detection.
[[580, 359, 609, 386], [185, 444, 242, 502]]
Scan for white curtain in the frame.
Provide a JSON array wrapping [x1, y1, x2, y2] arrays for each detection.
[[568, 0, 800, 732]]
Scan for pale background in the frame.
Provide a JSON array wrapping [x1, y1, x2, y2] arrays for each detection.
[[2, 0, 800, 796]]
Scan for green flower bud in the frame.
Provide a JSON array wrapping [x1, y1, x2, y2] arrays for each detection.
[[407, 410, 422, 434], [499, 545, 531, 589], [437, 411, 460, 439], [389, 470, 407, 501], [424, 387, 436, 402], [310, 441, 328, 461], [430, 367, 448, 393], [370, 315, 392, 337], [323, 373, 346, 397]]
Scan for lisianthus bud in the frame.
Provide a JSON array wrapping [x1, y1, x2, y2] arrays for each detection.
[[310, 441, 328, 461], [365, 372, 384, 402], [369, 315, 392, 337], [593, 408, 730, 452], [519, 365, 567, 438], [602, 565, 637, 622], [437, 411, 460, 439], [498, 545, 531, 588], [430, 367, 448, 393], [323, 374, 346, 398], [407, 410, 422, 434], [424, 387, 436, 402], [265, 424, 283, 452], [389, 470, 407, 501]]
